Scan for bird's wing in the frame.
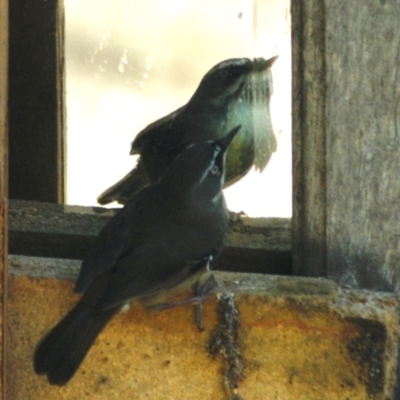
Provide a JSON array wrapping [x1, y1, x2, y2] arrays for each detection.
[[96, 241, 207, 310], [95, 214, 224, 310], [130, 105, 186, 154], [75, 188, 158, 293], [97, 160, 150, 205]]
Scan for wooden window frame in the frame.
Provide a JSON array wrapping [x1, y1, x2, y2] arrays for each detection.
[[5, 0, 400, 396], [0, 0, 8, 397], [6, 0, 292, 276]]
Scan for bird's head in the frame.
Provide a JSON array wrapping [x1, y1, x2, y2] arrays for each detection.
[[188, 56, 278, 110], [160, 126, 241, 202]]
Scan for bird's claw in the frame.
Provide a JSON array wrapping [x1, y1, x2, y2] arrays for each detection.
[[151, 274, 218, 330]]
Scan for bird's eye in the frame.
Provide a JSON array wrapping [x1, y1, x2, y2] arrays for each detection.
[[211, 165, 219, 175], [219, 69, 229, 79]]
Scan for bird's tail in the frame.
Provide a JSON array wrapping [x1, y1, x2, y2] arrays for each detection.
[[97, 161, 150, 205], [34, 298, 117, 386]]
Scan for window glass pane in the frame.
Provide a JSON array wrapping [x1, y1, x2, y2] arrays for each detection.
[[65, 0, 291, 217]]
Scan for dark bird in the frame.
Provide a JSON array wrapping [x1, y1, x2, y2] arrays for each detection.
[[33, 126, 240, 386], [98, 56, 277, 206]]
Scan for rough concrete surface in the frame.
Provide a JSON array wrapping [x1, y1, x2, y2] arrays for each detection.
[[6, 256, 400, 399]]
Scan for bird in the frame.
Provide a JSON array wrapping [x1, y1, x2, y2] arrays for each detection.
[[33, 126, 241, 386], [97, 56, 277, 206]]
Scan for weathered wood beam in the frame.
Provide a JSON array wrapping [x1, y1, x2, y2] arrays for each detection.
[[292, 0, 327, 278], [292, 0, 400, 394], [0, 0, 8, 396], [292, 0, 400, 291], [8, 0, 65, 202], [8, 200, 292, 275]]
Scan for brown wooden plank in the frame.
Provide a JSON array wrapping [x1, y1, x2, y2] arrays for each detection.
[[324, 1, 400, 291], [292, 0, 400, 290], [291, 0, 327, 278], [292, 0, 400, 394], [0, 0, 8, 397], [8, 0, 65, 203]]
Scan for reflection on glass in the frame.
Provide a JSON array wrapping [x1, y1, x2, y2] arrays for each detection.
[[65, 0, 291, 217]]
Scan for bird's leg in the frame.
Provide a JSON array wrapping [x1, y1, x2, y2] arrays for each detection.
[[193, 275, 218, 330], [152, 275, 217, 310], [151, 274, 218, 330]]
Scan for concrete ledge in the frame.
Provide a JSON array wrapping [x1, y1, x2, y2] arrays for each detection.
[[7, 255, 399, 399]]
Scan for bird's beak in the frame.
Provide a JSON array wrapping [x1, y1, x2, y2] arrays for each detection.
[[218, 125, 241, 151], [253, 55, 279, 72], [266, 55, 279, 67]]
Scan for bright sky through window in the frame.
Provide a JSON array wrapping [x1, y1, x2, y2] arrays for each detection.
[[65, 0, 291, 217]]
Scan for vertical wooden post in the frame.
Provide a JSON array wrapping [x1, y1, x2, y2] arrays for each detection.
[[8, 0, 65, 203], [0, 0, 8, 397], [291, 0, 327, 278], [324, 1, 400, 291], [292, 0, 400, 394], [292, 0, 400, 290]]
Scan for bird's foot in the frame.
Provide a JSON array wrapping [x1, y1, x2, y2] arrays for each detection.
[[194, 275, 218, 330], [151, 274, 218, 330]]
